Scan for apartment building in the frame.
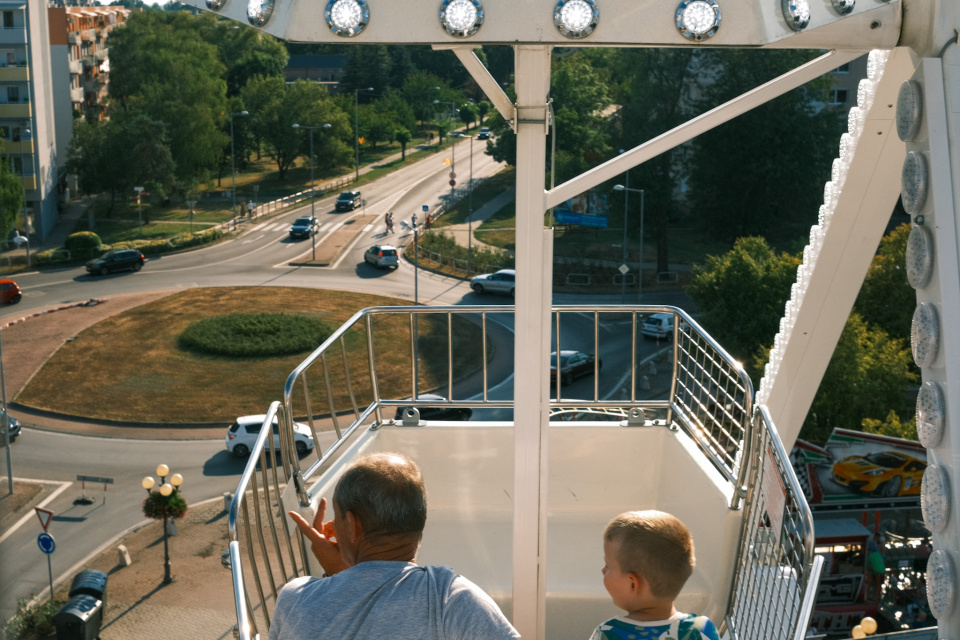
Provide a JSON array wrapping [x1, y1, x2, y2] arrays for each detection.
[[0, 0, 58, 242]]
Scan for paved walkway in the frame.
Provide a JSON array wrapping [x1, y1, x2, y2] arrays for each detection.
[[436, 186, 515, 254]]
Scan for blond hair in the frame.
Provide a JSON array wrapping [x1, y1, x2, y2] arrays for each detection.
[[604, 510, 695, 599]]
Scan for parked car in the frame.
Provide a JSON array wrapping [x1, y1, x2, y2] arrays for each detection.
[[0, 279, 21, 304], [364, 244, 399, 269], [550, 350, 601, 386], [289, 216, 318, 239], [86, 249, 145, 276], [393, 394, 472, 422], [477, 128, 491, 140], [832, 451, 926, 497], [641, 312, 678, 340], [1, 408, 20, 443], [470, 269, 515, 297], [225, 414, 314, 458], [336, 191, 362, 211]]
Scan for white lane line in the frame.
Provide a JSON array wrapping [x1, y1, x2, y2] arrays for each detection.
[[242, 234, 266, 244], [0, 479, 73, 545], [251, 222, 267, 231], [318, 222, 333, 232], [363, 224, 374, 232]]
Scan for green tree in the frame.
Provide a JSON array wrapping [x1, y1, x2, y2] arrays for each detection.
[[686, 50, 844, 244], [340, 46, 392, 97], [395, 127, 412, 160], [0, 147, 24, 241], [477, 100, 491, 125], [366, 116, 394, 149], [854, 222, 914, 339], [199, 17, 289, 97], [402, 71, 448, 125], [459, 102, 479, 129], [435, 118, 452, 146]]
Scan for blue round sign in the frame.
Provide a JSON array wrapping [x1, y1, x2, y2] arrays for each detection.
[[37, 532, 55, 554]]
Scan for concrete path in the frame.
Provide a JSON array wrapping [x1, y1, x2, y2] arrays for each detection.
[[436, 186, 515, 254]]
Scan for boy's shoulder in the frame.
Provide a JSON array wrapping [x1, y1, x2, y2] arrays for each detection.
[[589, 613, 719, 640]]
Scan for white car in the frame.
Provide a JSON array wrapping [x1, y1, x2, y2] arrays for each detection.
[[364, 244, 399, 269], [470, 268, 515, 297], [641, 312, 688, 340], [225, 415, 314, 457]]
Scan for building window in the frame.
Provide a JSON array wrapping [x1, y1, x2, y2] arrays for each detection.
[[2, 12, 14, 29], [829, 89, 848, 105], [833, 63, 850, 74], [7, 86, 19, 103]]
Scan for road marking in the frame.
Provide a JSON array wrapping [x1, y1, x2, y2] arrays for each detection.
[[251, 222, 267, 231], [363, 224, 373, 232], [318, 222, 333, 232], [0, 479, 73, 545], [242, 234, 265, 244]]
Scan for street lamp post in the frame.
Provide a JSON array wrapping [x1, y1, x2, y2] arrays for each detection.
[[141, 464, 184, 585], [355, 87, 374, 182], [186, 197, 197, 235], [466, 133, 474, 274], [1, 326, 12, 495], [613, 183, 645, 301], [229, 110, 249, 222], [293, 123, 332, 261]]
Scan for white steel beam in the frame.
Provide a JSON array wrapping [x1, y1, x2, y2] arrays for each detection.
[[511, 45, 553, 640], [763, 48, 916, 448], [546, 49, 865, 209], [443, 46, 516, 128]]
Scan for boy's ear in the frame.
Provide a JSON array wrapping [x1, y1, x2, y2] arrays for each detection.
[[628, 571, 644, 594]]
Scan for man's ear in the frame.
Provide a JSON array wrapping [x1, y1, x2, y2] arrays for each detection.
[[345, 510, 363, 544]]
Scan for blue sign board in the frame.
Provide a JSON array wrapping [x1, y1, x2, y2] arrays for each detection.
[[37, 532, 56, 554], [422, 205, 429, 212], [555, 211, 609, 228]]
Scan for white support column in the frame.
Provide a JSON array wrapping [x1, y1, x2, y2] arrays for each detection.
[[762, 48, 916, 448], [511, 44, 552, 640]]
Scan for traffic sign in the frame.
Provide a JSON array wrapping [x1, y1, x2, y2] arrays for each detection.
[[35, 508, 53, 532], [449, 171, 456, 179], [422, 205, 429, 212], [37, 532, 56, 554], [619, 264, 630, 275], [449, 180, 456, 187]]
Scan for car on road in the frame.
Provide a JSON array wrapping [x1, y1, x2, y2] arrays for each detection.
[[477, 128, 491, 140], [393, 394, 472, 422], [471, 268, 515, 297], [335, 191, 362, 211], [289, 216, 318, 239], [364, 244, 399, 269], [641, 312, 679, 341], [550, 350, 601, 386], [0, 279, 21, 304], [2, 408, 20, 442], [226, 414, 314, 457], [832, 451, 926, 497], [86, 249, 145, 276]]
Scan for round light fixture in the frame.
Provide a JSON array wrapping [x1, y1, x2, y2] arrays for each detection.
[[247, 0, 275, 26], [554, 0, 598, 39], [830, 0, 854, 14], [921, 463, 950, 533], [848, 106, 863, 137], [205, 0, 225, 9], [857, 78, 876, 112], [326, 0, 369, 37], [781, 0, 810, 31], [911, 302, 940, 368], [906, 223, 934, 289], [440, 0, 483, 38], [676, 0, 720, 41], [866, 50, 887, 80], [896, 80, 923, 142], [901, 151, 929, 215], [916, 381, 945, 448], [927, 550, 957, 620]]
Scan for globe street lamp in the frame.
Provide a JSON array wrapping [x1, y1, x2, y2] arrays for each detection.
[[613, 183, 645, 302], [354, 87, 374, 182], [142, 464, 185, 584], [293, 123, 332, 261], [229, 110, 249, 222]]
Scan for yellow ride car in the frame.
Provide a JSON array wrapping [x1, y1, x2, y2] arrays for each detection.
[[832, 451, 926, 498]]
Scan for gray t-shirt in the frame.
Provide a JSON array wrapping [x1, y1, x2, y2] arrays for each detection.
[[269, 561, 519, 639]]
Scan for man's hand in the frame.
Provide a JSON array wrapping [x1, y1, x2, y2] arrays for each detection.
[[289, 498, 350, 576]]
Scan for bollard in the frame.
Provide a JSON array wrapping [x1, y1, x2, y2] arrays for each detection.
[[223, 491, 233, 511], [117, 545, 132, 567], [641, 375, 651, 391]]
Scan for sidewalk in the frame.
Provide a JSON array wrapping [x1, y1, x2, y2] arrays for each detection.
[[438, 186, 515, 254]]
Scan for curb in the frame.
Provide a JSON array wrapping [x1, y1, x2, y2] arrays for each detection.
[[1, 298, 108, 330]]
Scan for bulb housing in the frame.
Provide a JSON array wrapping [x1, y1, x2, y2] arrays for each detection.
[[675, 0, 720, 41], [326, 0, 369, 37], [440, 0, 484, 38], [554, 0, 598, 39]]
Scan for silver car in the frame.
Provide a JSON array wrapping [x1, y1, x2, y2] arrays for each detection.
[[225, 415, 314, 457], [364, 244, 399, 269], [470, 268, 515, 297]]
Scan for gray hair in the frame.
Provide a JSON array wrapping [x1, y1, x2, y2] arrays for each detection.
[[333, 452, 427, 542]]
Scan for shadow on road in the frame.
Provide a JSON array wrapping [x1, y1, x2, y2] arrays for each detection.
[[353, 262, 398, 279]]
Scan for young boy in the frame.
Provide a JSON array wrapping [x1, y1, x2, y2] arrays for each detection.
[[590, 510, 719, 640]]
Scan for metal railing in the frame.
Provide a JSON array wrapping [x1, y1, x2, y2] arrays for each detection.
[[224, 305, 813, 639], [724, 405, 824, 640]]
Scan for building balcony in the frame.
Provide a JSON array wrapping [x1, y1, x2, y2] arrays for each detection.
[[68, 32, 81, 45], [81, 28, 95, 41], [69, 58, 82, 74], [2, 139, 34, 154], [18, 175, 35, 190], [0, 29, 27, 45], [71, 86, 83, 103], [0, 66, 28, 81], [0, 103, 31, 118]]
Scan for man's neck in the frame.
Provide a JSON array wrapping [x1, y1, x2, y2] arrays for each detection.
[[353, 536, 420, 564]]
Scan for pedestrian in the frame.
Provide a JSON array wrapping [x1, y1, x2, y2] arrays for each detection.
[[412, 212, 418, 228], [248, 200, 255, 216]]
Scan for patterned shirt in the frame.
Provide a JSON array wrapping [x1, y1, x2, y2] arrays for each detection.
[[589, 612, 719, 640]]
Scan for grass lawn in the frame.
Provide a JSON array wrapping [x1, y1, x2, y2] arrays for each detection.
[[15, 287, 488, 423], [433, 169, 515, 227]]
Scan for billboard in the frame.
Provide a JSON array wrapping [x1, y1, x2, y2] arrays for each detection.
[[791, 428, 926, 510], [554, 192, 609, 228]]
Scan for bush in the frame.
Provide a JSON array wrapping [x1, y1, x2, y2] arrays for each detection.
[[143, 489, 188, 520], [2, 597, 63, 640], [417, 230, 514, 275], [64, 232, 102, 260], [178, 313, 333, 357]]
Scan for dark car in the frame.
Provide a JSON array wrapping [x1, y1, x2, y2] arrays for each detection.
[[2, 408, 20, 443], [394, 394, 472, 422], [550, 350, 602, 386], [477, 128, 491, 140], [289, 216, 318, 239], [335, 191, 362, 211], [0, 279, 21, 304], [86, 249, 145, 276]]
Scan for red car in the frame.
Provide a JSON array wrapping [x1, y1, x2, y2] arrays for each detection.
[[0, 279, 21, 304]]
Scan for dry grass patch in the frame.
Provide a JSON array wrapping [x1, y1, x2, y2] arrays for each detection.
[[16, 287, 486, 423]]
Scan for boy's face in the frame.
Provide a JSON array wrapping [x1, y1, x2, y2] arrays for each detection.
[[602, 538, 636, 611]]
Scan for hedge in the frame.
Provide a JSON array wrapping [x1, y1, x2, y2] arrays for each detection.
[[33, 228, 223, 266]]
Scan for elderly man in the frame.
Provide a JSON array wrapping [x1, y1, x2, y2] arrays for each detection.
[[271, 452, 519, 639]]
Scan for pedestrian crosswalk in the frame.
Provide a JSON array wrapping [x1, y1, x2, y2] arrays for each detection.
[[247, 219, 406, 245]]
